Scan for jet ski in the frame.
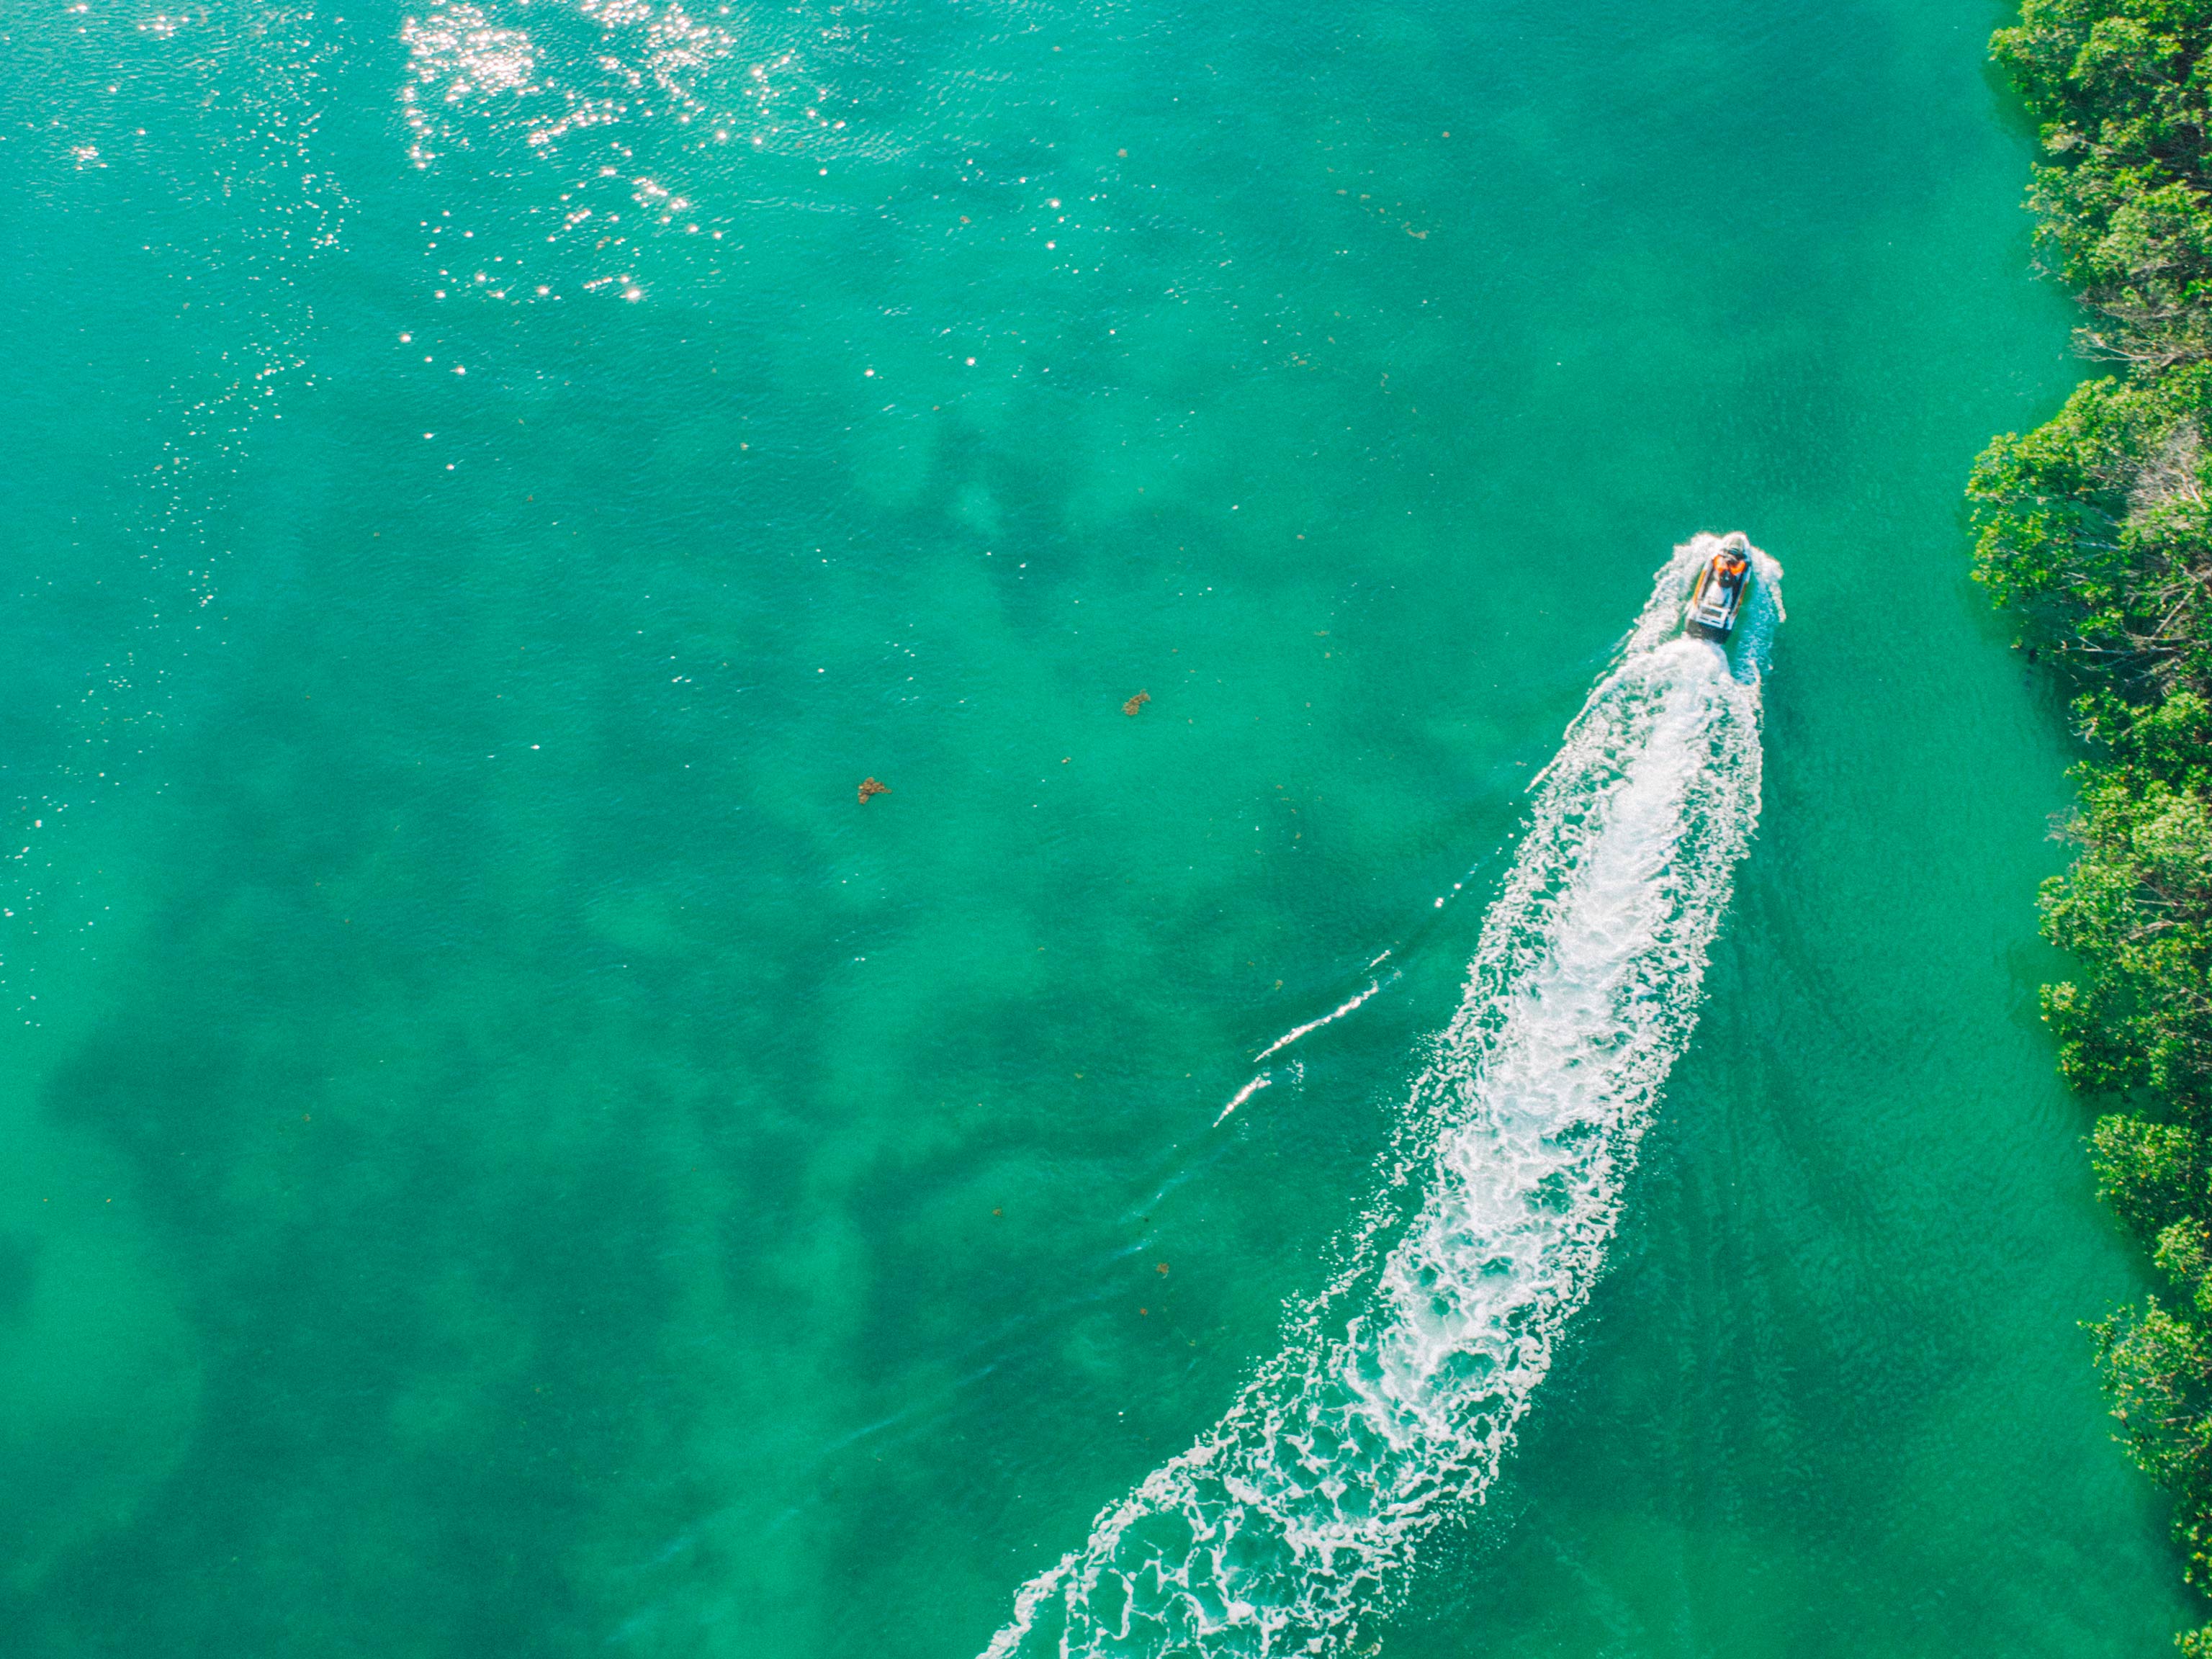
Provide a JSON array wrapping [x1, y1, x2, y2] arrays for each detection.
[[1685, 533, 1753, 642]]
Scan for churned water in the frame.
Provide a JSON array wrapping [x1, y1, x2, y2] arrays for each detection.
[[0, 1, 2197, 1656], [992, 542, 1780, 1654]]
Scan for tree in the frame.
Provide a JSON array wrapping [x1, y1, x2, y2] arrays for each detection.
[[1995, 1, 2212, 367]]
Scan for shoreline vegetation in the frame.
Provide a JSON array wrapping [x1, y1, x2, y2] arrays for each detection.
[[1970, 3, 2212, 1646]]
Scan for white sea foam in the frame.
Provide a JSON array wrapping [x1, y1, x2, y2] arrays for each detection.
[[1215, 1073, 1275, 1127], [984, 535, 1783, 1658], [1254, 977, 1390, 1065]]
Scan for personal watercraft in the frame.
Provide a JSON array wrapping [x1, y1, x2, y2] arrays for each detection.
[[1685, 533, 1753, 642]]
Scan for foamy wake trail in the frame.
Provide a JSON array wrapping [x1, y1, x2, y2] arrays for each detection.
[[983, 536, 1783, 1658]]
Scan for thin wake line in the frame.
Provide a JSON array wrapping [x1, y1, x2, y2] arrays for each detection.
[[1254, 977, 1389, 1064]]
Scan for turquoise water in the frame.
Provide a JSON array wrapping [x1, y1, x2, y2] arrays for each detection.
[[0, 0, 2198, 1653]]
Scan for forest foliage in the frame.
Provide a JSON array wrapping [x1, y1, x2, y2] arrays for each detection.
[[1973, 1, 2212, 1640]]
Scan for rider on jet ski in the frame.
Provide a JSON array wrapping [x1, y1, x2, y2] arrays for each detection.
[[1685, 533, 1755, 642]]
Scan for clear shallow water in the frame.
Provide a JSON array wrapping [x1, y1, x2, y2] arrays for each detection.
[[0, 1, 2194, 1655]]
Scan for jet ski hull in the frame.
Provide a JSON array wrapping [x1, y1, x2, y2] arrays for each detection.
[[1684, 536, 1752, 642]]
